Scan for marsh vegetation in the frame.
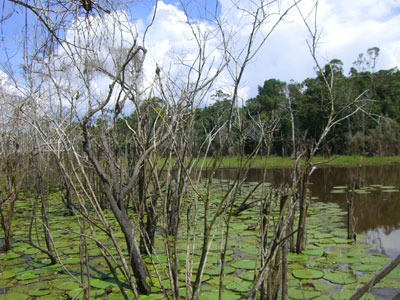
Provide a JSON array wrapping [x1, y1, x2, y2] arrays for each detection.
[[1, 0, 400, 299]]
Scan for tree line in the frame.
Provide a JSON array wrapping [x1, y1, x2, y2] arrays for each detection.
[[189, 48, 400, 157]]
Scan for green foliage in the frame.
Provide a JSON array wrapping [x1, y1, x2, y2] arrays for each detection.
[[191, 49, 400, 156]]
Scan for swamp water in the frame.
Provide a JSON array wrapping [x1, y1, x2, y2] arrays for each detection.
[[212, 164, 400, 260], [0, 165, 399, 299]]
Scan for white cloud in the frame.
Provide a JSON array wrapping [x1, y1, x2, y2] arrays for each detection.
[[6, 0, 396, 113], [139, 1, 229, 105], [131, 0, 400, 102], [224, 0, 400, 95]]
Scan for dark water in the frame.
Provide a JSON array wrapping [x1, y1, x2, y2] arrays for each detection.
[[208, 164, 400, 259]]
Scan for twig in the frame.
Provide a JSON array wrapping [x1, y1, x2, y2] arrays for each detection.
[[349, 255, 400, 300]]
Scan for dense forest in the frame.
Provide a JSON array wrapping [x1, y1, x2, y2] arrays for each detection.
[[185, 49, 400, 157]]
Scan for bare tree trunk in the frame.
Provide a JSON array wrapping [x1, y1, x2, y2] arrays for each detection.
[[346, 183, 356, 240], [296, 162, 311, 254], [113, 202, 151, 294], [38, 172, 57, 264], [281, 193, 289, 300], [82, 128, 152, 295], [0, 210, 13, 251]]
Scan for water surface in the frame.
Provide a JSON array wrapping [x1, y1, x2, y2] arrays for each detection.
[[209, 164, 400, 259]]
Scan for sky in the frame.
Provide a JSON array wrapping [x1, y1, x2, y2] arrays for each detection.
[[1, 0, 399, 102]]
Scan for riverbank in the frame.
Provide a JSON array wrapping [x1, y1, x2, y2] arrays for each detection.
[[212, 155, 400, 169]]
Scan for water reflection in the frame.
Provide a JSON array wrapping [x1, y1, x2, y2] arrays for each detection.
[[207, 164, 400, 258]]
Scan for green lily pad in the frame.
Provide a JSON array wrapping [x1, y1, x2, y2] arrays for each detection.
[[288, 253, 309, 262], [63, 257, 81, 264], [330, 190, 346, 194], [313, 280, 332, 292], [380, 186, 397, 189], [354, 189, 371, 194], [24, 248, 40, 255], [28, 289, 51, 296], [238, 271, 254, 281], [332, 238, 353, 244], [16, 272, 39, 281], [336, 256, 360, 264], [314, 296, 331, 300], [332, 289, 375, 300], [140, 293, 165, 300], [323, 271, 357, 285], [56, 281, 81, 290], [204, 265, 235, 276], [361, 255, 391, 265], [288, 287, 321, 299], [376, 279, 400, 288], [0, 270, 16, 279], [225, 279, 252, 292], [292, 268, 324, 279], [231, 260, 259, 270], [0, 252, 21, 259], [351, 263, 382, 272], [90, 279, 117, 290], [0, 293, 28, 300], [201, 291, 241, 300], [66, 288, 83, 299], [302, 249, 324, 256]]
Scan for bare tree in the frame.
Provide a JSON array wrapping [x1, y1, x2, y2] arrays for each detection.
[[1, 1, 360, 300], [0, 84, 31, 251]]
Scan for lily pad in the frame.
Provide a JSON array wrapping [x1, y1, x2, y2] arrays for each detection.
[[323, 271, 357, 285], [16, 272, 39, 281], [231, 260, 259, 270], [201, 291, 241, 300], [332, 289, 375, 300], [238, 271, 255, 281], [292, 268, 324, 279], [302, 249, 325, 256], [90, 279, 117, 290], [330, 190, 346, 194], [376, 279, 400, 288], [0, 252, 21, 259], [288, 287, 321, 299], [288, 253, 309, 262], [225, 279, 252, 292], [28, 289, 51, 297], [0, 293, 28, 300], [351, 263, 382, 272], [361, 255, 391, 265], [380, 186, 397, 189], [140, 293, 165, 300], [313, 280, 332, 292], [55, 281, 81, 290], [0, 270, 16, 279]]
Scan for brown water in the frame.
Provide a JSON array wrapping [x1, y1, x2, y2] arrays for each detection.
[[209, 164, 400, 259]]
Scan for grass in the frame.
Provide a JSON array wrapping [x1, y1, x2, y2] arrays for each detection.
[[198, 155, 400, 169]]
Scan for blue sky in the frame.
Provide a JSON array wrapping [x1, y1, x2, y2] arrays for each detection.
[[1, 0, 399, 100]]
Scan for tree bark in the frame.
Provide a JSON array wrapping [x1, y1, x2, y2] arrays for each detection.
[[296, 166, 310, 253]]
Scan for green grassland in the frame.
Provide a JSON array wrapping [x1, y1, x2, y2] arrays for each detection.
[[203, 156, 400, 169]]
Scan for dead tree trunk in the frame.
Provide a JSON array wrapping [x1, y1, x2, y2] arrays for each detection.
[[296, 162, 312, 254], [346, 183, 356, 240], [82, 128, 152, 295]]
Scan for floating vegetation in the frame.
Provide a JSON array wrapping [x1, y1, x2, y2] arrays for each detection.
[[0, 180, 399, 299], [330, 183, 400, 195], [292, 268, 324, 279]]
